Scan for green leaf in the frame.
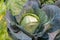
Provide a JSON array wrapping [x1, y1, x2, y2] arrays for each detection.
[[7, 0, 27, 16]]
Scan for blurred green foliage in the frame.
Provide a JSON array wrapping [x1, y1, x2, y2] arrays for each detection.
[[0, 0, 56, 40], [40, 0, 55, 5], [0, 0, 12, 40], [7, 0, 27, 16]]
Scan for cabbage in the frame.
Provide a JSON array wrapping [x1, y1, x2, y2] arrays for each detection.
[[21, 13, 39, 34]]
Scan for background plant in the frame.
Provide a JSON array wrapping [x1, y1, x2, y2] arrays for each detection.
[[0, 0, 57, 40]]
